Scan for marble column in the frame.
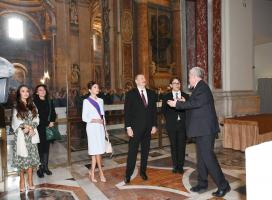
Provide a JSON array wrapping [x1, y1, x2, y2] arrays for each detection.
[[101, 0, 111, 88], [171, 0, 182, 77], [135, 0, 149, 82], [196, 0, 208, 81], [213, 0, 222, 89], [78, 2, 92, 89], [55, 0, 71, 89], [109, 0, 118, 89]]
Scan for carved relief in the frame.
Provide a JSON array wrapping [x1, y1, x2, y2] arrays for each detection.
[[121, 10, 133, 43]]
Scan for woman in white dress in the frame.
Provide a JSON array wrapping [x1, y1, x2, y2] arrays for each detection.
[[82, 81, 106, 182]]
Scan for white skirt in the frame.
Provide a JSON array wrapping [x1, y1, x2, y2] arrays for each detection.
[[86, 123, 106, 155]]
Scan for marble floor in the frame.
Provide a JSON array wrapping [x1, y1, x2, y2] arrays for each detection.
[[0, 144, 246, 200]]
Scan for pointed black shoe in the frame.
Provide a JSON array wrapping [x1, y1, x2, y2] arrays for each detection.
[[190, 185, 208, 192], [177, 168, 184, 174], [124, 176, 131, 184], [140, 172, 148, 181], [212, 184, 231, 197], [172, 168, 178, 173]]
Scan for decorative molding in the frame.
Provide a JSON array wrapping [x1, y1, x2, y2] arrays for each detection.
[[0, 1, 44, 11]]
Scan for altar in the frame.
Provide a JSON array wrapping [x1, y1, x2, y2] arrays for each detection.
[[223, 114, 272, 151]]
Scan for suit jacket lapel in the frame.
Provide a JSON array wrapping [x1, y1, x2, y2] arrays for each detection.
[[135, 88, 146, 108], [169, 92, 174, 100]]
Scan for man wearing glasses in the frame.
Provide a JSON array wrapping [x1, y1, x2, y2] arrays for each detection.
[[162, 77, 189, 174], [167, 67, 230, 197]]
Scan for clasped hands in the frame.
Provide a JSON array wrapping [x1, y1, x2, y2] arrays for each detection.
[[91, 118, 104, 124], [23, 125, 35, 136], [167, 96, 186, 107], [127, 126, 157, 138]]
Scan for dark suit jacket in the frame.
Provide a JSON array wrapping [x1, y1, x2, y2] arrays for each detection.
[[124, 88, 157, 136], [0, 105, 5, 128], [162, 91, 189, 133], [176, 80, 220, 137]]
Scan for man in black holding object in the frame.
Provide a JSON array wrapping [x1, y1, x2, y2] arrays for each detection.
[[167, 67, 230, 198], [162, 77, 189, 174], [124, 74, 157, 183]]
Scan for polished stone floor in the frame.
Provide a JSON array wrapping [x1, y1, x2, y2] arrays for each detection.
[[0, 142, 246, 200]]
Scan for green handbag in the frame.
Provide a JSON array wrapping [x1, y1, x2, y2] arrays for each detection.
[[46, 100, 62, 141], [46, 126, 62, 141]]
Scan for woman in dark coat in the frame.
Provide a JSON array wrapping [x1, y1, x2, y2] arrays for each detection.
[[33, 84, 56, 178]]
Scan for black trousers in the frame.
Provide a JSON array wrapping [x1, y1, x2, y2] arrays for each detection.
[[167, 121, 186, 170], [126, 130, 151, 177], [195, 134, 229, 190], [37, 125, 50, 163]]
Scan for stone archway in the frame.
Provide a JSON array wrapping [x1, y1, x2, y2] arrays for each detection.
[[0, 1, 56, 88]]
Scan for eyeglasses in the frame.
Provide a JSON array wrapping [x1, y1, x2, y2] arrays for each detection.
[[172, 82, 180, 85]]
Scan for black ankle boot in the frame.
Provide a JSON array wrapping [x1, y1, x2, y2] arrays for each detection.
[[43, 154, 52, 175], [37, 165, 44, 178]]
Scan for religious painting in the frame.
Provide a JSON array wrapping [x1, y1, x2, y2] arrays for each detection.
[[148, 4, 174, 89], [148, 5, 172, 73]]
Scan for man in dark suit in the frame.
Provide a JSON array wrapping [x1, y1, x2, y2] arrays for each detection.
[[167, 67, 230, 198], [162, 77, 189, 174], [124, 74, 157, 183]]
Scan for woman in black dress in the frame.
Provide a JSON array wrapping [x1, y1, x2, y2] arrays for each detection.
[[34, 84, 56, 178]]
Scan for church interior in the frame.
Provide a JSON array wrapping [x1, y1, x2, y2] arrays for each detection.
[[0, 0, 272, 199]]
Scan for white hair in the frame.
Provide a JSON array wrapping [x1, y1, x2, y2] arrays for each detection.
[[190, 67, 204, 79]]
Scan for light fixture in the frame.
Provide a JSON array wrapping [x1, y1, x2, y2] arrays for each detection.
[[40, 71, 50, 84], [8, 17, 24, 40], [40, 78, 45, 84], [44, 71, 50, 80]]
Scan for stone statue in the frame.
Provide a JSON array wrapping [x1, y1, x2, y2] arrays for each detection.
[[70, 0, 78, 25], [10, 63, 28, 89], [71, 64, 80, 85], [168, 62, 176, 74], [149, 61, 157, 75], [43, 0, 54, 9]]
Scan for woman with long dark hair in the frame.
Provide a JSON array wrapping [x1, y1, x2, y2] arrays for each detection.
[[12, 85, 40, 192], [33, 84, 56, 178]]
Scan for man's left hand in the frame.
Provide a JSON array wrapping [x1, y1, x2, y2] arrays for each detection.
[[167, 100, 177, 107], [151, 126, 157, 135]]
